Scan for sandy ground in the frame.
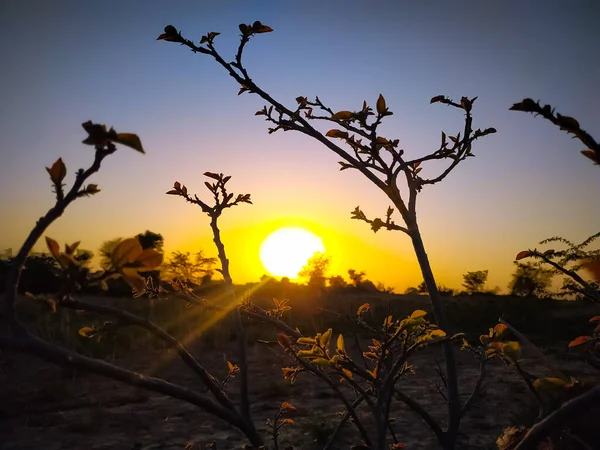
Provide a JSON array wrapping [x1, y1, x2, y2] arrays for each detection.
[[0, 335, 594, 450]]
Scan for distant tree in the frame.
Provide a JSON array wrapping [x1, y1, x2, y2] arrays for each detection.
[[298, 252, 330, 290], [328, 275, 348, 290], [404, 286, 419, 295], [162, 250, 217, 285], [508, 262, 554, 298], [376, 282, 395, 294], [99, 237, 124, 269], [135, 230, 164, 252], [417, 281, 428, 293], [347, 269, 366, 287], [462, 270, 488, 294]]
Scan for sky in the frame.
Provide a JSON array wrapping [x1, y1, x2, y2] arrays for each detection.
[[1, 1, 599, 293]]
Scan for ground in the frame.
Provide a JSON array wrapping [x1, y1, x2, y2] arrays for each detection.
[[1, 331, 595, 450]]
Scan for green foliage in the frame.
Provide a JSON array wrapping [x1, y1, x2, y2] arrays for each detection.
[[462, 270, 489, 294]]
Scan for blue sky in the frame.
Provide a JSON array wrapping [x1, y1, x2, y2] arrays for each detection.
[[1, 1, 598, 292]]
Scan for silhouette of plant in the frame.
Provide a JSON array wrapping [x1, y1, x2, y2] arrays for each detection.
[[461, 270, 489, 294], [156, 21, 496, 449]]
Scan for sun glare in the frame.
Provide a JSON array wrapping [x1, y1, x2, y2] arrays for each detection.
[[259, 227, 325, 278]]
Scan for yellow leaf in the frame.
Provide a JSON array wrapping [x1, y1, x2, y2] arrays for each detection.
[[325, 129, 349, 139], [114, 133, 144, 154], [312, 358, 330, 366], [64, 241, 80, 255], [410, 310, 427, 319], [533, 377, 568, 391], [357, 303, 370, 315], [493, 323, 508, 338], [78, 326, 94, 337], [134, 248, 163, 270], [45, 236, 61, 261], [336, 334, 345, 353], [429, 329, 446, 339], [296, 337, 316, 345], [111, 238, 143, 268], [502, 341, 521, 363], [121, 272, 146, 292], [569, 336, 593, 347], [320, 328, 333, 348], [515, 250, 533, 261], [331, 111, 353, 120], [376, 94, 386, 115], [46, 158, 67, 184]]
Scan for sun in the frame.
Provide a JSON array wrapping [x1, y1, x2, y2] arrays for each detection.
[[259, 227, 325, 278]]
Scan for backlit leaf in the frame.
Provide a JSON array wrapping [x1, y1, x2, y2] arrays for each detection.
[[45, 236, 61, 261], [111, 238, 143, 268], [135, 248, 163, 270], [515, 250, 533, 261], [430, 95, 445, 104], [331, 110, 353, 120], [533, 377, 568, 391], [589, 316, 600, 323], [336, 334, 345, 353], [251, 21, 273, 33], [312, 357, 330, 366], [114, 133, 145, 154], [568, 336, 593, 347], [46, 158, 67, 184], [502, 341, 521, 363], [78, 326, 94, 337], [376, 94, 386, 115], [326, 129, 349, 139], [410, 310, 427, 319], [280, 401, 295, 411], [320, 328, 333, 347]]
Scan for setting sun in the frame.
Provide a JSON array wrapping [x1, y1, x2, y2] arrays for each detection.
[[259, 227, 325, 278]]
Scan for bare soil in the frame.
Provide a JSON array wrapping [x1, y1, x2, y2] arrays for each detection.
[[0, 336, 595, 450]]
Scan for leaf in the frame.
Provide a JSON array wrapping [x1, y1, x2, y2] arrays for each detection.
[[78, 326, 94, 337], [515, 250, 533, 261], [166, 189, 179, 195], [357, 303, 370, 316], [581, 258, 600, 283], [430, 95, 445, 104], [46, 158, 67, 184], [493, 323, 508, 338], [326, 129, 349, 139], [204, 172, 221, 180], [156, 25, 183, 43], [45, 236, 61, 261], [410, 310, 427, 319], [589, 316, 600, 323], [508, 98, 537, 112], [533, 377, 568, 391], [320, 328, 333, 347], [336, 334, 345, 353], [376, 94, 386, 115], [111, 238, 143, 268], [81, 121, 110, 146], [429, 329, 446, 339], [502, 341, 521, 363], [280, 402, 295, 411], [134, 248, 163, 270], [251, 21, 273, 33], [277, 334, 292, 348], [568, 336, 593, 347], [121, 270, 146, 292], [114, 133, 145, 154], [331, 110, 353, 120], [312, 358, 330, 366], [556, 114, 580, 130], [581, 150, 600, 164]]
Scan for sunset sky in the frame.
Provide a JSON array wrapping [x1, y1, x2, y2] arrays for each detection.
[[1, 1, 599, 293]]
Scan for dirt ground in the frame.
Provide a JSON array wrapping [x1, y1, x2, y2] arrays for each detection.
[[0, 336, 595, 450]]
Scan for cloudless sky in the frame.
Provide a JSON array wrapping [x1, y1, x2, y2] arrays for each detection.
[[1, 1, 599, 293]]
